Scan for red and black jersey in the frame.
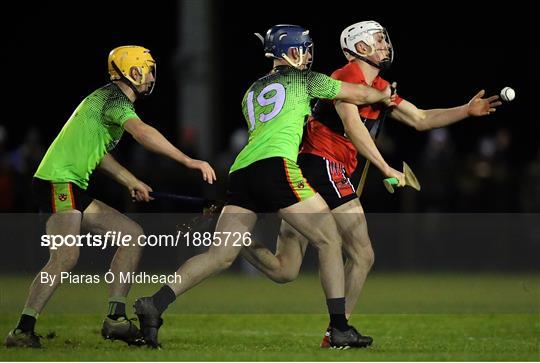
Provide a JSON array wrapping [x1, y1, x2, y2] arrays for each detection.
[[300, 61, 403, 175]]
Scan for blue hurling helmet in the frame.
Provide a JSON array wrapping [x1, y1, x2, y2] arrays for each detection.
[[256, 24, 314, 69]]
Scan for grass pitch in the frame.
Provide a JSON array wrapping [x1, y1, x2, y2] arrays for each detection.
[[0, 272, 538, 361]]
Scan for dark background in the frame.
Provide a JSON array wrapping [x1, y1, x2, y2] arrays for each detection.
[[1, 1, 537, 214], [0, 1, 538, 273]]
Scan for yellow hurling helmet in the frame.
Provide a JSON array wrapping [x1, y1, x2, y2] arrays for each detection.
[[108, 46, 156, 94]]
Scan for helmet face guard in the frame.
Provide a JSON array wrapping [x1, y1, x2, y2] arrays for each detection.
[[108, 46, 156, 96], [257, 25, 314, 69], [144, 64, 156, 96], [282, 42, 313, 70], [340, 21, 394, 70]]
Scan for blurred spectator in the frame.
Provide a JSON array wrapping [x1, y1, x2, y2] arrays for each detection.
[[418, 128, 456, 212], [457, 128, 514, 211], [0, 126, 15, 211], [8, 126, 45, 211], [491, 129, 515, 210], [8, 126, 44, 175], [2, 124, 537, 213], [520, 145, 540, 212]]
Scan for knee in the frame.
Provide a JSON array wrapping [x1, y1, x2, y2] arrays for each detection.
[[271, 255, 300, 283], [345, 231, 375, 268], [311, 234, 342, 251], [212, 251, 237, 272], [350, 244, 375, 271], [50, 250, 80, 271], [62, 252, 80, 271], [120, 220, 144, 239], [273, 268, 299, 284], [131, 222, 144, 238], [363, 246, 375, 270], [119, 223, 144, 252], [216, 257, 235, 271]]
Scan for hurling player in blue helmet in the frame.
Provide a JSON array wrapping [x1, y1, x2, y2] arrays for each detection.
[[258, 24, 314, 69], [133, 24, 395, 349]]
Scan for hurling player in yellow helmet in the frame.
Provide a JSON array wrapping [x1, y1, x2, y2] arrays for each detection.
[[5, 46, 216, 348], [108, 45, 157, 97]]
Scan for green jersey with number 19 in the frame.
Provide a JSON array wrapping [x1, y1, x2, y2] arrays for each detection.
[[229, 66, 341, 173]]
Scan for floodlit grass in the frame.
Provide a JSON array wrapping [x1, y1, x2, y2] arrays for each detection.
[[1, 273, 538, 361]]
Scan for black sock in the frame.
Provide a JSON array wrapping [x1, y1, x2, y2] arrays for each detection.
[[326, 297, 348, 331], [16, 314, 36, 333], [107, 301, 126, 320], [152, 285, 176, 314]]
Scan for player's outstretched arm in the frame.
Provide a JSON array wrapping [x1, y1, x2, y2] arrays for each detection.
[[390, 90, 502, 131], [335, 82, 393, 106], [98, 153, 154, 202], [124, 118, 216, 184], [336, 101, 404, 185]]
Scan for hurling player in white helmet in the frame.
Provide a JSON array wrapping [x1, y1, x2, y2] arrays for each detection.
[[241, 20, 503, 348]]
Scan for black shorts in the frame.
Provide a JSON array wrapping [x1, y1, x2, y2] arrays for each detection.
[[298, 153, 358, 210], [33, 177, 93, 213], [226, 157, 316, 213]]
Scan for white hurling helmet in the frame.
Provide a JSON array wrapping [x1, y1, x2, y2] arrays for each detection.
[[340, 20, 394, 70]]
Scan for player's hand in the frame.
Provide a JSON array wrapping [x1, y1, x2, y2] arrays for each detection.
[[129, 179, 154, 202], [384, 166, 405, 187], [467, 89, 503, 116], [382, 84, 398, 108], [186, 159, 217, 184]]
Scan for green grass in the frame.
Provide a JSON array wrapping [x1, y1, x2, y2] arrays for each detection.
[[0, 272, 539, 361]]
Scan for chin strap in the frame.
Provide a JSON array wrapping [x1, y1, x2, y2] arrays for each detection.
[[344, 48, 390, 71], [124, 80, 144, 98], [111, 61, 150, 98], [282, 47, 312, 70]]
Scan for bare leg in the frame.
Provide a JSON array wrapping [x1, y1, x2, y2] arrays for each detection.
[[279, 194, 345, 299], [23, 210, 82, 313], [332, 199, 374, 318], [79, 200, 146, 344], [168, 205, 257, 296], [136, 198, 356, 348], [241, 220, 308, 283], [82, 200, 144, 299], [133, 205, 257, 348], [242, 197, 373, 317]]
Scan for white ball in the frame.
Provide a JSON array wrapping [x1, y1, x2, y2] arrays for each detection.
[[500, 87, 515, 102]]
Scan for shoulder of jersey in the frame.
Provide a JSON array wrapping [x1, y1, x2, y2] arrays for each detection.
[[332, 62, 364, 83]]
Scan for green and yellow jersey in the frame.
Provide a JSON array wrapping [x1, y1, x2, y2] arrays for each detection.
[[35, 83, 138, 189]]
